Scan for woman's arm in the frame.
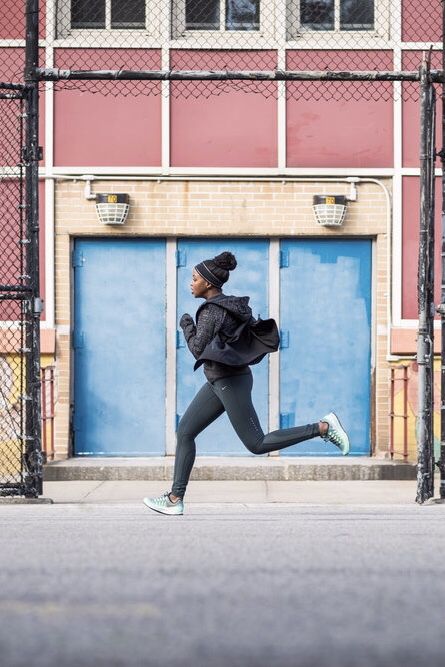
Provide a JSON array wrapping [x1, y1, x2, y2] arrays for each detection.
[[180, 304, 226, 359]]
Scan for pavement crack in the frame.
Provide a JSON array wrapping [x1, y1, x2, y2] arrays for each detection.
[[81, 481, 104, 501]]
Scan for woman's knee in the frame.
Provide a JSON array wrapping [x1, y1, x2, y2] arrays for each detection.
[[240, 436, 264, 455], [238, 417, 265, 454], [177, 419, 197, 443]]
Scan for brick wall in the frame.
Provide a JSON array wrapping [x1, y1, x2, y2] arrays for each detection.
[[53, 178, 391, 459]]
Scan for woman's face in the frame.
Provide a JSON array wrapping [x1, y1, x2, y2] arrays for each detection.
[[190, 269, 212, 298]]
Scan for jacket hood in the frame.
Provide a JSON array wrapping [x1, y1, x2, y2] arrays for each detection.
[[205, 293, 252, 322]]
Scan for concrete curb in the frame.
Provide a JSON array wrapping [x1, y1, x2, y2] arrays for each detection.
[[0, 497, 54, 504], [43, 457, 417, 482]]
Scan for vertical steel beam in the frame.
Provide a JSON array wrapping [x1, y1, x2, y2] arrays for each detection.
[[24, 0, 42, 496], [427, 80, 436, 493], [416, 58, 435, 503], [438, 2, 445, 499]]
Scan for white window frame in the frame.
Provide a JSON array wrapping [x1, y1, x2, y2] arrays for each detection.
[[171, 0, 276, 44], [287, 0, 391, 47], [56, 0, 161, 45]]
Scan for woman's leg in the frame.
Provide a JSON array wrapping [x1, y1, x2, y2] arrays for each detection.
[[171, 382, 225, 498], [212, 374, 321, 455]]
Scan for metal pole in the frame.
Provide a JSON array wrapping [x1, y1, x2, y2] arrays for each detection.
[[34, 67, 443, 83], [427, 80, 436, 494], [416, 58, 435, 503], [390, 368, 395, 459], [403, 366, 409, 460], [24, 0, 42, 497], [436, 0, 445, 499]]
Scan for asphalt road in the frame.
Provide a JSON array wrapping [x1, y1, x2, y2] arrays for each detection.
[[0, 502, 444, 667]]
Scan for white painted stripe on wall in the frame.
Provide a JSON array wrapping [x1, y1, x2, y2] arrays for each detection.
[[161, 48, 170, 174], [165, 238, 177, 455], [43, 167, 437, 178], [277, 9, 286, 172], [392, 172, 403, 327], [44, 177, 55, 328], [268, 238, 280, 453], [43, 8, 55, 329], [392, 0, 403, 330]]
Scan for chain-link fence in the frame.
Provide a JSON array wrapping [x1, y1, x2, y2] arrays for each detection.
[[0, 85, 42, 497], [0, 0, 442, 100]]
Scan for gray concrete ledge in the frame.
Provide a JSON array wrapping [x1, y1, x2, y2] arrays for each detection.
[[0, 497, 54, 504], [44, 456, 417, 482]]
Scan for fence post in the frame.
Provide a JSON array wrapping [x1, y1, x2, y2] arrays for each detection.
[[23, 0, 42, 496], [436, 0, 445, 499], [416, 58, 435, 503]]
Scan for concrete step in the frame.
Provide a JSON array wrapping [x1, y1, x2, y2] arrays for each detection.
[[44, 457, 416, 482]]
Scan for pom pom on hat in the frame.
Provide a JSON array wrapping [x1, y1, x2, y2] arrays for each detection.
[[213, 251, 237, 271], [195, 250, 237, 288]]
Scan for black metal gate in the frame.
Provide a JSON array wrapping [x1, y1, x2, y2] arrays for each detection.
[[0, 83, 42, 497]]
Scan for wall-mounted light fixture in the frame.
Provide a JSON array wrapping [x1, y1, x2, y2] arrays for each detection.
[[95, 193, 130, 225], [82, 175, 130, 225], [312, 178, 359, 227], [313, 195, 348, 227]]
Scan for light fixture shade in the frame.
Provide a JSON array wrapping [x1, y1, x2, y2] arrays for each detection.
[[96, 193, 130, 225], [313, 195, 347, 227]]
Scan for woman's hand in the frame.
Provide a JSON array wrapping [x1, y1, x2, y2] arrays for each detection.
[[179, 313, 194, 329]]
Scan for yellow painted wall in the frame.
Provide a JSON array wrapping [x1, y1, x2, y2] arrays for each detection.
[[391, 358, 441, 462], [0, 354, 55, 477]]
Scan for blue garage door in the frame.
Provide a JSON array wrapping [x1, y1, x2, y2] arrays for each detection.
[[280, 239, 372, 456], [176, 239, 269, 455], [73, 239, 166, 455]]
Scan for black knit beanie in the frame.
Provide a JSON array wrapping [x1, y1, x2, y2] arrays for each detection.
[[195, 251, 237, 288]]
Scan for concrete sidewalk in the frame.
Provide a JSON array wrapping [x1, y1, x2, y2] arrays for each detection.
[[41, 479, 431, 505], [41, 456, 427, 506]]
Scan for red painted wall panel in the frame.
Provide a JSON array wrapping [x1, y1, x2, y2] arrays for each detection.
[[402, 52, 442, 168], [402, 0, 442, 43], [170, 51, 277, 168], [0, 2, 45, 41], [0, 180, 44, 321], [402, 177, 441, 320], [286, 51, 393, 168], [0, 48, 25, 80], [0, 179, 25, 293], [0, 49, 45, 163], [54, 50, 161, 167], [0, 46, 27, 90], [0, 1, 25, 40]]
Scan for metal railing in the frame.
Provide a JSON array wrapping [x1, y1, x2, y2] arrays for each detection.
[[41, 366, 55, 462], [389, 365, 410, 461]]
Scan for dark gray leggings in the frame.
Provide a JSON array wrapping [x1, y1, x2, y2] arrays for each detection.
[[172, 374, 320, 498]]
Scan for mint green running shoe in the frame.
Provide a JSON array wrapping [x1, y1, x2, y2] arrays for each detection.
[[143, 491, 184, 516], [321, 412, 350, 456]]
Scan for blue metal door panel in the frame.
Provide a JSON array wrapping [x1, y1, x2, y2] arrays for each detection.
[[280, 239, 372, 456], [73, 239, 166, 455], [177, 239, 269, 455]]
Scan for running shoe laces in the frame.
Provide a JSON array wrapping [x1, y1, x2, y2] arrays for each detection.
[[143, 491, 184, 515], [321, 412, 350, 456]]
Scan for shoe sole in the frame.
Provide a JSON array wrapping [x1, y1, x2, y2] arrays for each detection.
[[143, 498, 183, 515], [328, 412, 350, 456]]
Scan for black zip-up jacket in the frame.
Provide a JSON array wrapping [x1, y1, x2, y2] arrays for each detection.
[[179, 293, 253, 382]]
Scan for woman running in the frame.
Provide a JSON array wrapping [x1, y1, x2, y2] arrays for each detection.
[[143, 251, 350, 516]]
